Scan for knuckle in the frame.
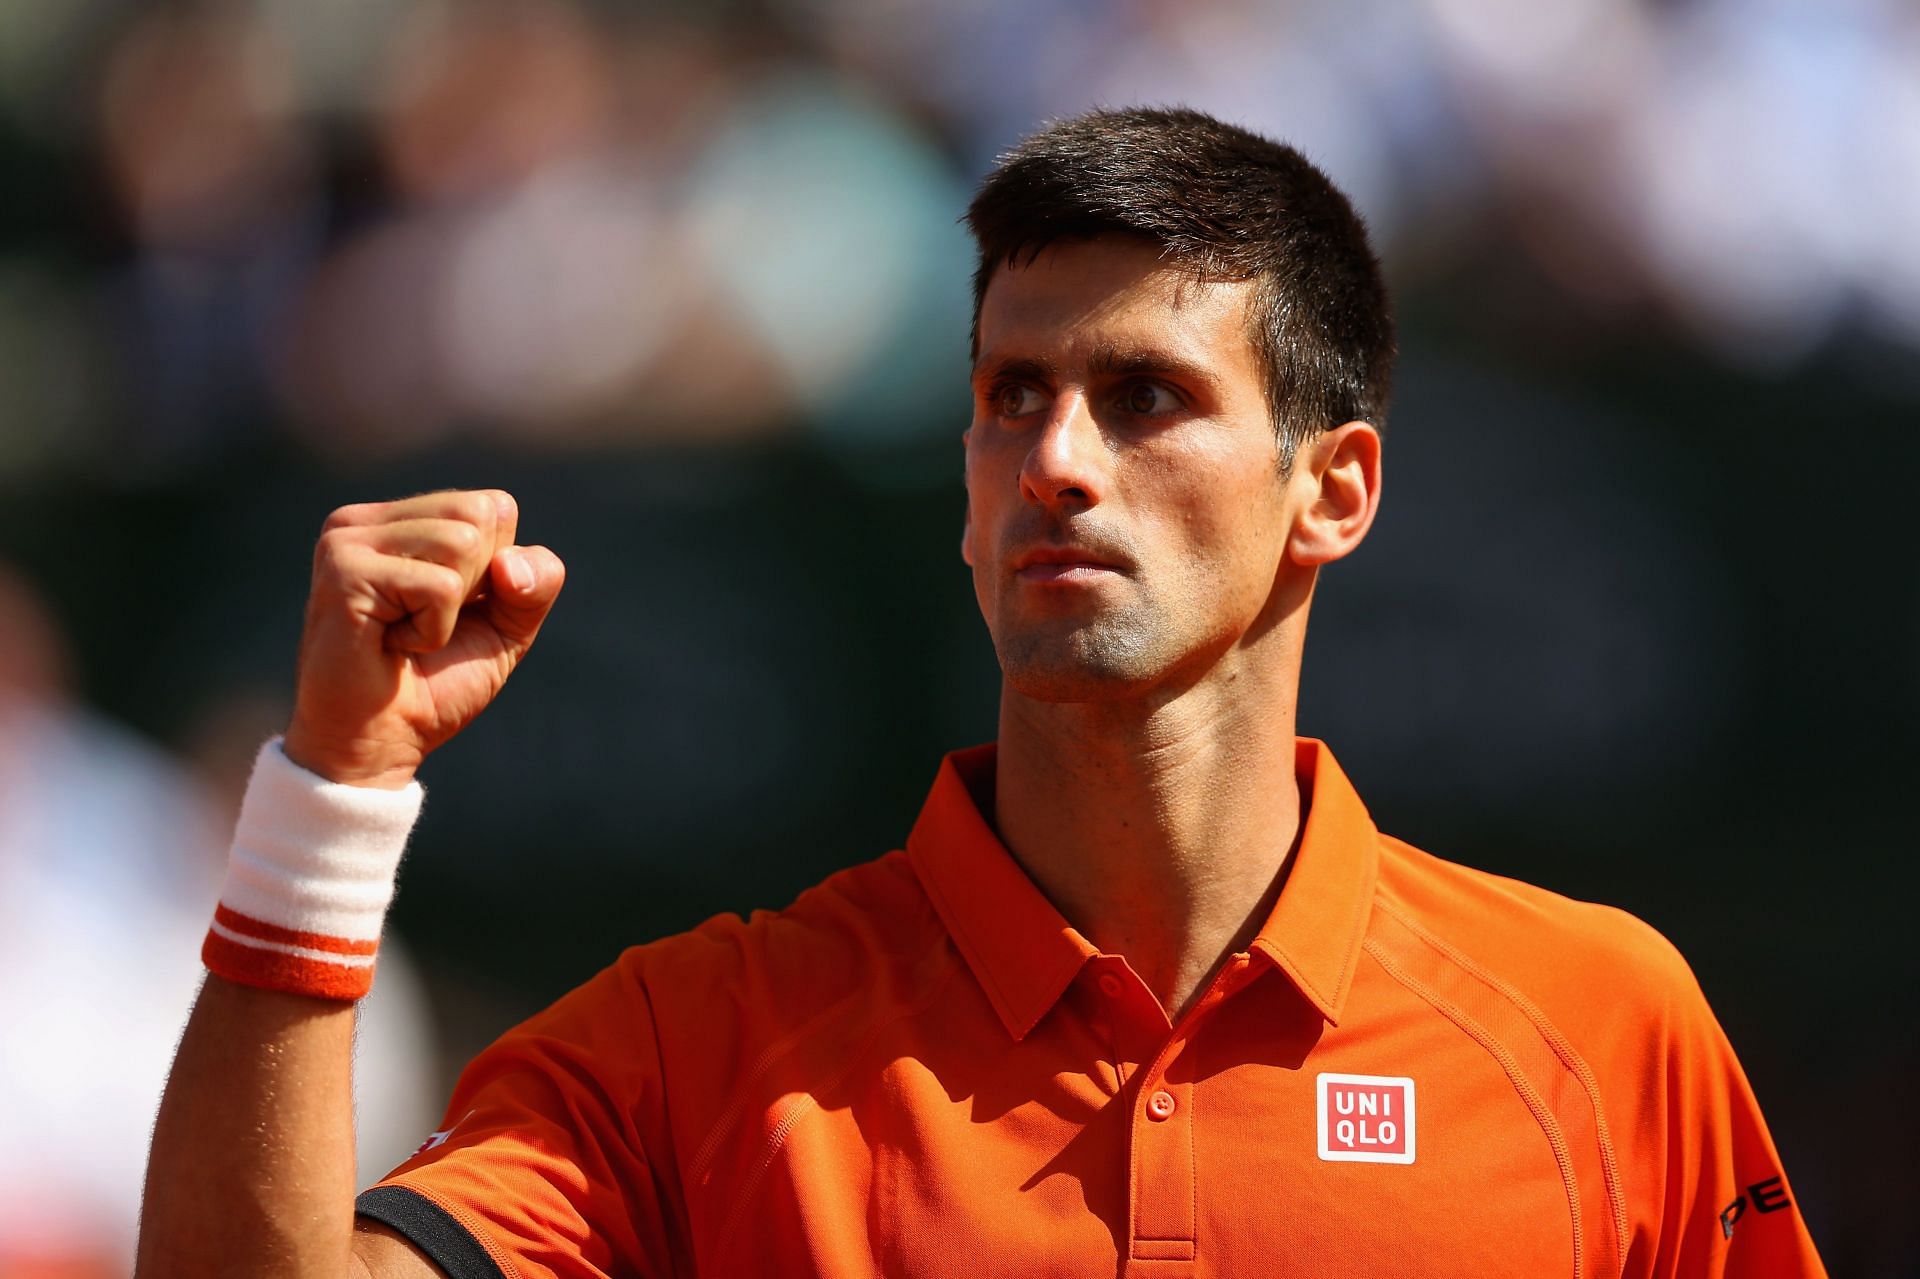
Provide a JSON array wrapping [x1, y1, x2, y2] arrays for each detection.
[[423, 563, 466, 606], [321, 502, 372, 533], [445, 520, 483, 556], [454, 490, 496, 528], [311, 527, 353, 575]]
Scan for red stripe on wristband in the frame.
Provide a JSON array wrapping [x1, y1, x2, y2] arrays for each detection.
[[212, 903, 380, 957], [202, 911, 378, 1001]]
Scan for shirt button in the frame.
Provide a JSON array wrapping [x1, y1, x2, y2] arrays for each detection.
[[1147, 1090, 1176, 1121], [1098, 973, 1125, 998]]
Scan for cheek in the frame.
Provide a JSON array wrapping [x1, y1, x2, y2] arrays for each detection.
[[1154, 474, 1287, 595], [963, 444, 1016, 543]]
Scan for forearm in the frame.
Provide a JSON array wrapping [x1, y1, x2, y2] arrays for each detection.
[[138, 739, 425, 1276], [137, 975, 359, 1277], [133, 490, 560, 1278]]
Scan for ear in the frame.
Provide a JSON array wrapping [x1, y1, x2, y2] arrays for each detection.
[[1288, 421, 1382, 567], [960, 428, 975, 567]]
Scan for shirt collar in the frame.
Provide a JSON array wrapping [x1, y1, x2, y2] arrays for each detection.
[[905, 744, 1097, 1042], [1244, 738, 1381, 1026], [905, 738, 1381, 1040]]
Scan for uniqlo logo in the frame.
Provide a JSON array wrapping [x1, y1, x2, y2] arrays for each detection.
[[1317, 1073, 1416, 1164]]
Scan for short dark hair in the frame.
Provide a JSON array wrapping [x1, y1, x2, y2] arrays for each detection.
[[965, 106, 1395, 465]]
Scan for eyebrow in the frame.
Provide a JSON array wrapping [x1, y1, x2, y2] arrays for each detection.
[[971, 342, 1224, 392], [1089, 342, 1221, 388], [971, 355, 1055, 386]]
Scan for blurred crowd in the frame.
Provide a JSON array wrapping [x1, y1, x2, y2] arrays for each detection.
[[0, 563, 436, 1276], [0, 0, 1916, 481]]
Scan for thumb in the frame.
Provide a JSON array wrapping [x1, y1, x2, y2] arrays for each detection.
[[485, 545, 566, 652]]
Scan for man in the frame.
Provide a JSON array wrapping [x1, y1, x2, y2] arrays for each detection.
[[138, 108, 1824, 1277]]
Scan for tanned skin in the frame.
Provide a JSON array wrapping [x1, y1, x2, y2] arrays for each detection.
[[964, 237, 1381, 1020], [136, 235, 1380, 1275], [138, 490, 564, 1278]]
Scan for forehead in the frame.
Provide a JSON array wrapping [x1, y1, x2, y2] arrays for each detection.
[[974, 237, 1260, 381]]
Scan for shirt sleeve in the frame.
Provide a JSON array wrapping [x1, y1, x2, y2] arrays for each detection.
[[1624, 933, 1826, 1278], [355, 952, 688, 1279]]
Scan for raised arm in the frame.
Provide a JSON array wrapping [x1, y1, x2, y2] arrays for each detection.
[[136, 490, 565, 1279]]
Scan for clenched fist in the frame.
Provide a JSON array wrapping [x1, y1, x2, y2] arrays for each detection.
[[282, 489, 565, 789]]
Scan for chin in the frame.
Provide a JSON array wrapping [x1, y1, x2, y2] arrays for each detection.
[[993, 624, 1169, 703]]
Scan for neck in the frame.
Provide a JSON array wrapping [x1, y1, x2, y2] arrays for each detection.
[[992, 647, 1306, 1022]]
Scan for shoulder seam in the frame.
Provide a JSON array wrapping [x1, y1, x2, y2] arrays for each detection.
[[682, 864, 938, 1185], [684, 981, 867, 1186], [622, 957, 689, 1279], [707, 939, 968, 1253], [1362, 938, 1582, 1279], [1373, 896, 1632, 1267], [1327, 831, 1381, 1017]]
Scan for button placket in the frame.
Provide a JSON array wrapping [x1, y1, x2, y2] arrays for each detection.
[[1128, 1037, 1197, 1263], [1086, 960, 1141, 1094], [1122, 956, 1257, 1267]]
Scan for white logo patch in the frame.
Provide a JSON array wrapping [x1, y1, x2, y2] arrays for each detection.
[[1317, 1073, 1416, 1164], [411, 1108, 476, 1159]]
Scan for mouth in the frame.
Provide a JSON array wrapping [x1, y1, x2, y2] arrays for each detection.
[[1011, 546, 1129, 583]]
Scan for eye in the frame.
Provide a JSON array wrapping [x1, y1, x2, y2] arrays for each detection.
[[994, 382, 1046, 418], [1117, 380, 1180, 416]]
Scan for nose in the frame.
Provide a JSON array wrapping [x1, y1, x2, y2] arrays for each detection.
[[1019, 392, 1105, 512]]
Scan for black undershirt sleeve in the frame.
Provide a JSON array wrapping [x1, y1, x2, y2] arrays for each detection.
[[355, 1185, 508, 1279]]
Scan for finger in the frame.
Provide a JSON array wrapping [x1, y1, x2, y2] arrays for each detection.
[[323, 489, 509, 551], [327, 546, 467, 652], [488, 491, 519, 564], [321, 491, 518, 601], [387, 489, 518, 568], [483, 545, 565, 652], [359, 518, 490, 583], [381, 556, 470, 652]]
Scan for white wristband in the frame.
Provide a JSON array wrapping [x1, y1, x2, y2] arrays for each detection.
[[202, 738, 424, 1000]]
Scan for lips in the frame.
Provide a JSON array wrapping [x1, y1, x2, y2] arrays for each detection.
[[1010, 543, 1131, 580], [1014, 547, 1118, 570]]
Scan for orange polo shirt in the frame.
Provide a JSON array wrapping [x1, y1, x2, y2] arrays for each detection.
[[357, 740, 1825, 1278]]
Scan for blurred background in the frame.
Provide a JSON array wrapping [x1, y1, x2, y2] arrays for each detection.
[[0, 0, 1913, 1272]]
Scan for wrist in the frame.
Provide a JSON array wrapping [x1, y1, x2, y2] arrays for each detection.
[[202, 737, 424, 1001], [282, 723, 424, 791]]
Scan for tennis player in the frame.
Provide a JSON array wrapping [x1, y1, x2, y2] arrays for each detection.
[[137, 108, 1825, 1277]]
